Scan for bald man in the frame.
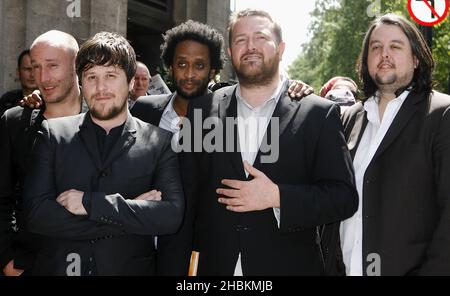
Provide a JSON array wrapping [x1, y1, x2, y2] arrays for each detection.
[[0, 30, 85, 276], [129, 61, 150, 108]]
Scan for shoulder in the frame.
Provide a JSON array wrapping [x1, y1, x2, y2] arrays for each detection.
[[189, 85, 236, 111], [429, 91, 450, 110], [45, 113, 85, 136], [133, 94, 171, 110], [2, 105, 28, 121], [132, 116, 173, 145]]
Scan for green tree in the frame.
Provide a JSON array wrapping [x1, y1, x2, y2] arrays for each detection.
[[288, 0, 450, 95]]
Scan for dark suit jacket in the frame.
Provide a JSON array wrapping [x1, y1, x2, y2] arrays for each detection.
[[183, 85, 358, 275], [341, 90, 450, 275], [0, 106, 44, 272], [23, 112, 184, 276], [131, 94, 172, 126]]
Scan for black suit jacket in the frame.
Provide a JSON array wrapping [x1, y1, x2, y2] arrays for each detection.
[[341, 90, 450, 275], [131, 94, 172, 126], [0, 106, 44, 272], [183, 85, 358, 275], [23, 112, 184, 275]]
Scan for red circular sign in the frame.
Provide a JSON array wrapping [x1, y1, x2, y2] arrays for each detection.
[[408, 0, 449, 26]]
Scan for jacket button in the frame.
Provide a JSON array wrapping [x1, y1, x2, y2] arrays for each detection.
[[100, 171, 108, 177]]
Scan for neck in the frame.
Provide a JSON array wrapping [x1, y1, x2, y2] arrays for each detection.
[[43, 87, 82, 119], [173, 94, 190, 117], [239, 74, 281, 108], [91, 110, 128, 134]]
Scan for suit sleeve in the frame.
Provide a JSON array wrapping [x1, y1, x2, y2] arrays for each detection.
[[0, 113, 15, 268], [278, 104, 358, 230], [419, 105, 450, 275], [86, 131, 184, 236], [23, 120, 126, 240]]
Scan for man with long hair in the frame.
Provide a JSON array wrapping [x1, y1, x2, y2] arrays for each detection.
[[341, 13, 450, 275]]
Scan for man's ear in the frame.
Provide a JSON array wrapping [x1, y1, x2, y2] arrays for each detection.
[[413, 56, 419, 69], [278, 41, 286, 61], [129, 77, 135, 92], [209, 69, 216, 81], [227, 47, 232, 59]]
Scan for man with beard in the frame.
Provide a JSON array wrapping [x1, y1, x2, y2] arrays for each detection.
[[340, 14, 450, 275], [0, 30, 85, 276], [182, 9, 358, 275], [23, 32, 184, 275], [131, 20, 313, 276]]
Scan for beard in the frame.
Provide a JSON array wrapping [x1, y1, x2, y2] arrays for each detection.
[[234, 56, 279, 87], [375, 73, 397, 86], [174, 77, 209, 101], [89, 95, 128, 121]]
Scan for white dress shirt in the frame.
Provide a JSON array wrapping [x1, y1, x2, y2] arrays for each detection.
[[233, 76, 287, 275], [340, 90, 410, 276]]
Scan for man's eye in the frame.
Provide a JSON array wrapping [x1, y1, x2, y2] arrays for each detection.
[[196, 64, 205, 69], [178, 62, 187, 68]]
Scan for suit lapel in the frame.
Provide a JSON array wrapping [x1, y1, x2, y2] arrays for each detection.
[[79, 113, 102, 171], [371, 92, 423, 162], [252, 93, 298, 172], [218, 87, 246, 180], [103, 113, 137, 169], [347, 109, 368, 159]]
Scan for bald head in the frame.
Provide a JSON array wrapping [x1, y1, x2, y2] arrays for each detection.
[[29, 30, 80, 105], [31, 30, 79, 57], [131, 61, 151, 100]]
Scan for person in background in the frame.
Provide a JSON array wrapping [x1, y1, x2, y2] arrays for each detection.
[[0, 50, 37, 115], [320, 76, 358, 114], [128, 61, 151, 108]]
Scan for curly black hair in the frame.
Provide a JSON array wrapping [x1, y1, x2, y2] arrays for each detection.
[[160, 20, 225, 73]]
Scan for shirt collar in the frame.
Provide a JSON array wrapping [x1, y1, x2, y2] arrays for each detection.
[[236, 75, 288, 110], [364, 89, 410, 123], [162, 92, 178, 117]]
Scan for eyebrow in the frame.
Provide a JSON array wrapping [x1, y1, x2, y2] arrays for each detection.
[[370, 39, 406, 45]]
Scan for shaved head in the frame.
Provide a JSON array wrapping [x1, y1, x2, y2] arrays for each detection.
[[31, 30, 79, 58], [29, 30, 80, 105]]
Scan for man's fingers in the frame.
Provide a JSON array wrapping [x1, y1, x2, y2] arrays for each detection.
[[216, 188, 240, 198], [221, 179, 243, 189], [135, 190, 162, 200], [218, 196, 242, 206], [243, 161, 262, 177]]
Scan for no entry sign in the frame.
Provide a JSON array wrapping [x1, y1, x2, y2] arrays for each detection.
[[408, 0, 449, 26]]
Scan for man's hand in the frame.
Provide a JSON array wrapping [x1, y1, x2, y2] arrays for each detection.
[[288, 80, 314, 99], [216, 161, 280, 212], [56, 189, 87, 215], [20, 89, 43, 108], [134, 190, 162, 201], [3, 260, 24, 276]]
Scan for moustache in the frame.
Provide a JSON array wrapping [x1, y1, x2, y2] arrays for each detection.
[[241, 52, 263, 61], [377, 60, 394, 69]]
